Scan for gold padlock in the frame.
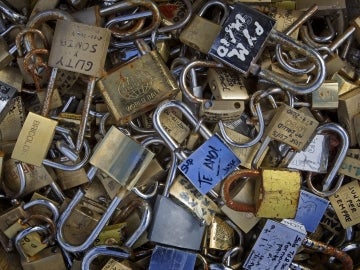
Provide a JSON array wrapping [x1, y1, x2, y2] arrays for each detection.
[[97, 39, 178, 125], [11, 112, 57, 166], [180, 1, 229, 53], [332, 73, 359, 96], [206, 216, 234, 251], [311, 80, 339, 110], [159, 109, 191, 144], [338, 89, 360, 147], [94, 223, 127, 246]]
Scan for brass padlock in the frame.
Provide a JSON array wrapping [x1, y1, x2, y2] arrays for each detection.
[[15, 226, 66, 270], [0, 96, 25, 142], [311, 80, 339, 110], [97, 39, 178, 125], [338, 89, 360, 147], [205, 216, 235, 251], [207, 67, 249, 100], [179, 0, 229, 54], [0, 68, 21, 124], [90, 126, 155, 190], [11, 112, 57, 166]]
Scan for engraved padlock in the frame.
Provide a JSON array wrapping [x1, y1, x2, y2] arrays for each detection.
[[179, 0, 229, 54], [97, 39, 178, 125]]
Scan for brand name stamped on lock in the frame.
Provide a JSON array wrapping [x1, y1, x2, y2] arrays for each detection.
[[178, 135, 240, 195]]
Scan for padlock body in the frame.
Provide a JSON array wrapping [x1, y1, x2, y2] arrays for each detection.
[[148, 195, 205, 251], [180, 15, 222, 54], [97, 51, 178, 124], [200, 100, 244, 122]]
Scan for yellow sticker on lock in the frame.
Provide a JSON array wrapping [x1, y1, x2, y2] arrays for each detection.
[[11, 112, 57, 167], [329, 180, 360, 228], [255, 168, 301, 219]]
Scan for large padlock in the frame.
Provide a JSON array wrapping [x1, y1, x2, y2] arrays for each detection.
[[90, 126, 155, 190], [179, 0, 229, 54], [208, 2, 326, 95], [222, 168, 301, 218], [97, 39, 178, 125], [252, 104, 319, 169], [15, 226, 66, 270]]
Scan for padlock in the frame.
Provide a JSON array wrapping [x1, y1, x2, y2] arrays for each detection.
[[338, 89, 360, 147], [81, 245, 131, 270], [332, 73, 359, 96], [15, 226, 67, 270], [285, 134, 330, 173], [243, 219, 307, 270], [36, 88, 63, 111], [148, 245, 197, 270], [11, 112, 57, 166], [0, 96, 25, 142], [159, 109, 191, 144], [101, 258, 141, 270], [180, 0, 229, 54], [0, 69, 20, 124], [53, 112, 94, 140], [180, 61, 245, 122], [208, 2, 326, 95], [207, 67, 249, 100], [215, 124, 268, 169], [3, 160, 53, 197], [169, 175, 222, 226], [0, 203, 29, 251], [222, 168, 301, 218], [148, 150, 206, 250], [90, 126, 155, 190], [306, 123, 349, 197], [15, 28, 50, 87], [205, 216, 235, 251], [311, 80, 339, 109], [94, 222, 126, 246], [294, 189, 329, 233], [97, 39, 178, 125]]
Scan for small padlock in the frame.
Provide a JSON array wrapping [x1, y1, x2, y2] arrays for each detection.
[[206, 216, 235, 251], [179, 0, 229, 54], [207, 67, 249, 100], [311, 80, 339, 109], [148, 245, 197, 270], [97, 39, 178, 124], [15, 226, 66, 270], [0, 96, 25, 142]]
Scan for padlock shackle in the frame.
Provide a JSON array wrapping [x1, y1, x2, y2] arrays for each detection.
[[198, 0, 229, 25], [307, 16, 336, 43], [153, 100, 212, 161], [258, 30, 326, 95], [218, 102, 264, 148], [56, 188, 126, 253], [302, 237, 353, 270], [306, 123, 349, 197], [25, 9, 74, 52], [23, 199, 59, 222], [180, 60, 224, 104], [81, 245, 131, 270], [1, 161, 26, 199], [158, 0, 193, 34], [43, 139, 91, 171], [15, 225, 48, 261], [104, 0, 161, 40], [15, 28, 49, 58]]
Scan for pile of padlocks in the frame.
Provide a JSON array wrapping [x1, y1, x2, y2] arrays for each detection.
[[1, 0, 360, 269]]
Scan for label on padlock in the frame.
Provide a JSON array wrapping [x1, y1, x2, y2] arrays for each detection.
[[170, 176, 221, 225], [243, 219, 306, 270], [294, 190, 329, 233], [209, 3, 275, 75], [266, 104, 319, 151], [49, 20, 111, 77], [329, 180, 360, 228], [178, 135, 240, 195], [11, 112, 57, 166], [149, 245, 197, 270], [288, 134, 329, 173]]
